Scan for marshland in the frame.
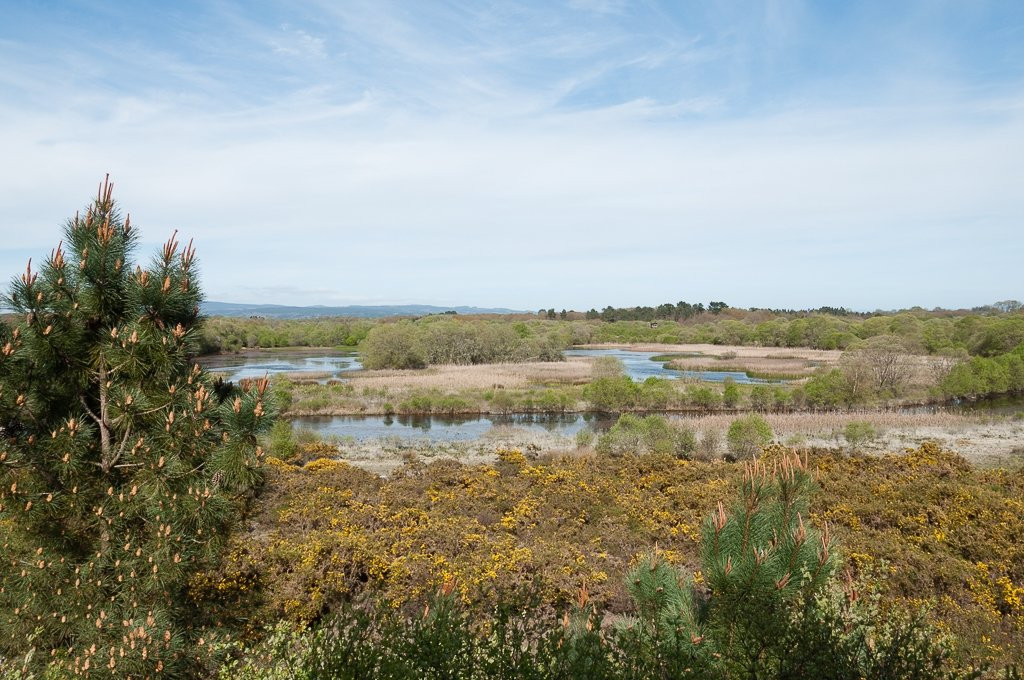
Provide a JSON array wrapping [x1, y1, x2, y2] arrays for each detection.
[[4, 2, 1024, 677]]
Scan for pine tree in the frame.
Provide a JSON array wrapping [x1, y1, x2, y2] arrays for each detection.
[[616, 450, 837, 678], [0, 177, 275, 677]]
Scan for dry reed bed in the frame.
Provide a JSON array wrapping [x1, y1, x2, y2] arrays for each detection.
[[665, 356, 818, 376], [678, 410, 993, 436], [348, 358, 593, 391]]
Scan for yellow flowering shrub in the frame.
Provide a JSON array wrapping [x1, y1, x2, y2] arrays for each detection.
[[204, 441, 1023, 667]]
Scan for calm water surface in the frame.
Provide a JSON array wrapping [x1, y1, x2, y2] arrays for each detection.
[[200, 351, 362, 382], [292, 395, 1024, 443], [294, 413, 614, 443], [564, 348, 781, 384], [202, 350, 1023, 443]]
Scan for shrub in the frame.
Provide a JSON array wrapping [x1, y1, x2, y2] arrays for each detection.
[[220, 452, 973, 679], [596, 414, 696, 458], [722, 377, 740, 408], [269, 419, 298, 459], [697, 428, 721, 460], [803, 369, 851, 408], [750, 384, 773, 410], [637, 377, 675, 410], [843, 420, 878, 449], [362, 322, 427, 369], [584, 376, 639, 412], [574, 428, 594, 449], [726, 414, 773, 460], [687, 385, 721, 410]]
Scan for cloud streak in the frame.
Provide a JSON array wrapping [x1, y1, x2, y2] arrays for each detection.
[[0, 1, 1022, 310]]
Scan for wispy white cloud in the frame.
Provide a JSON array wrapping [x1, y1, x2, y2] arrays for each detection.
[[270, 24, 327, 59], [0, 1, 1022, 309]]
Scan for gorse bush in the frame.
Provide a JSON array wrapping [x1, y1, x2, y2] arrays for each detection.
[[207, 441, 1023, 670], [220, 453, 979, 679], [0, 179, 275, 677]]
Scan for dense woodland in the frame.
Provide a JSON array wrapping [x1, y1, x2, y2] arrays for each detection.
[[199, 307, 1024, 357]]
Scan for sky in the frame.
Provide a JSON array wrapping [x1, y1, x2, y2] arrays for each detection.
[[1, 1, 1022, 312]]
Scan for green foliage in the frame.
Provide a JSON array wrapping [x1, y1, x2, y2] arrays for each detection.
[[843, 420, 878, 449], [722, 377, 740, 408], [687, 385, 722, 410], [268, 419, 297, 460], [198, 317, 373, 354], [803, 369, 852, 408], [584, 376, 639, 412], [726, 414, 773, 460], [574, 428, 595, 449], [362, 322, 428, 369], [0, 180, 275, 677], [637, 377, 675, 410], [360, 319, 566, 369], [941, 345, 1024, 398], [749, 384, 774, 410], [596, 414, 696, 458]]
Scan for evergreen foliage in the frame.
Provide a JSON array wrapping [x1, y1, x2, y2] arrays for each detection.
[[0, 178, 275, 677]]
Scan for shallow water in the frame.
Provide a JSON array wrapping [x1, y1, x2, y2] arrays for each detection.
[[200, 351, 362, 382], [293, 412, 614, 443], [564, 348, 782, 384], [291, 394, 1024, 443]]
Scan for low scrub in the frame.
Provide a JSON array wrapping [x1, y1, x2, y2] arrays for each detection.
[[198, 443, 1024, 671], [215, 452, 998, 679], [726, 414, 774, 460], [596, 414, 696, 458]]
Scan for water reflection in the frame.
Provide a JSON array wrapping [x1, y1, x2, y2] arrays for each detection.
[[293, 412, 616, 443], [564, 348, 782, 384], [200, 351, 362, 382]]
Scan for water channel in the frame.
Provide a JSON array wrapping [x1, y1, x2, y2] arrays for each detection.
[[200, 350, 1023, 443]]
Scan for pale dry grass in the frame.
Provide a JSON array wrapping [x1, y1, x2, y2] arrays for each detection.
[[666, 356, 818, 377], [349, 358, 593, 391], [677, 411, 1024, 465], [679, 410, 984, 437]]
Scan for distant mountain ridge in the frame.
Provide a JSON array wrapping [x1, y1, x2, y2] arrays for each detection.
[[201, 301, 524, 319]]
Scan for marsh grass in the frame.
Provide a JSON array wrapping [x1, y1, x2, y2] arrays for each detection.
[[666, 356, 818, 378], [352, 360, 593, 391]]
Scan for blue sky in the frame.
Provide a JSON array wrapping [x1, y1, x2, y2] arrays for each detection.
[[1, 1, 1022, 311]]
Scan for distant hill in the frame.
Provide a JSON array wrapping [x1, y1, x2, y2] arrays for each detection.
[[201, 301, 524, 319]]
